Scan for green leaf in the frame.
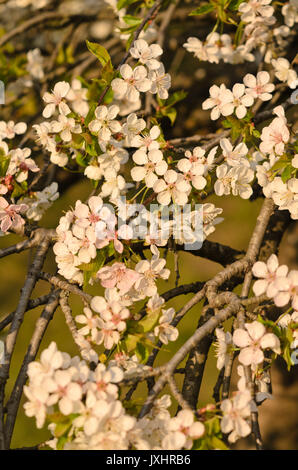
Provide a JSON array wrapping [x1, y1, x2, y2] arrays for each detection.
[[84, 102, 97, 127], [138, 311, 160, 333], [136, 342, 150, 363], [76, 152, 88, 168], [0, 153, 10, 177], [56, 436, 68, 450], [117, 0, 139, 9], [11, 181, 24, 199], [86, 40, 111, 67], [189, 4, 215, 16], [123, 15, 142, 26], [164, 107, 177, 125], [281, 165, 293, 183], [228, 0, 244, 10], [210, 436, 229, 450]]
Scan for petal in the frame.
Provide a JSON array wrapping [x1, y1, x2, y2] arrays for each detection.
[[233, 329, 251, 348]]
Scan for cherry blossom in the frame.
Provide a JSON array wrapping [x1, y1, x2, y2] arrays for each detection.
[[42, 81, 71, 118], [153, 169, 191, 206], [220, 138, 249, 167], [272, 58, 298, 89], [202, 84, 234, 120], [51, 114, 82, 142], [0, 197, 28, 233], [96, 263, 141, 294], [88, 105, 121, 148], [0, 120, 27, 139], [162, 410, 205, 450], [130, 39, 162, 70], [111, 64, 151, 102], [148, 63, 171, 100], [230, 83, 254, 119], [243, 71, 275, 101], [153, 308, 178, 345], [214, 328, 233, 370], [252, 253, 289, 297], [220, 390, 251, 443], [131, 148, 168, 188], [233, 321, 280, 366]]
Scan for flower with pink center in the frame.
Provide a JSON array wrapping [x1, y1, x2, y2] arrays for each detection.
[[73, 196, 104, 228], [130, 125, 160, 151], [71, 225, 97, 264], [243, 71, 275, 101], [76, 307, 100, 341], [252, 254, 288, 297], [111, 64, 152, 102], [90, 363, 123, 400], [202, 84, 234, 120], [0, 197, 28, 233], [8, 148, 40, 183], [95, 318, 121, 349], [96, 262, 141, 294], [43, 369, 82, 415], [260, 116, 290, 156]]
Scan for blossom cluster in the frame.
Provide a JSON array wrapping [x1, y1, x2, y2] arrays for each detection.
[[24, 342, 205, 450], [184, 0, 298, 80]]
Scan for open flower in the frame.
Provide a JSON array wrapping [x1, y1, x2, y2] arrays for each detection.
[[233, 321, 280, 366], [202, 84, 234, 120], [153, 169, 191, 206], [42, 81, 71, 118], [51, 114, 82, 142], [96, 263, 140, 294], [131, 148, 168, 188], [243, 71, 275, 101], [0, 120, 27, 139], [214, 328, 233, 370], [111, 64, 151, 102], [220, 390, 251, 443], [130, 39, 162, 70], [162, 410, 205, 450], [153, 308, 178, 345], [252, 253, 288, 297], [0, 197, 28, 233], [88, 105, 121, 148]]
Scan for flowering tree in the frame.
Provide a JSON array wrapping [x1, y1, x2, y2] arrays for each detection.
[[0, 0, 297, 451]]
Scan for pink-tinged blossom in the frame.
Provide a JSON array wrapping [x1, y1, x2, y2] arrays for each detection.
[[96, 263, 141, 294], [233, 321, 280, 366], [273, 270, 298, 310], [162, 410, 205, 450], [0, 120, 27, 139], [243, 71, 275, 101], [111, 64, 151, 103], [220, 390, 251, 443], [252, 254, 288, 297], [202, 84, 234, 120], [0, 197, 28, 233], [260, 107, 290, 155]]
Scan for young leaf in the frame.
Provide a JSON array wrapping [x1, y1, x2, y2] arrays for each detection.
[[86, 40, 111, 68], [189, 4, 215, 16]]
